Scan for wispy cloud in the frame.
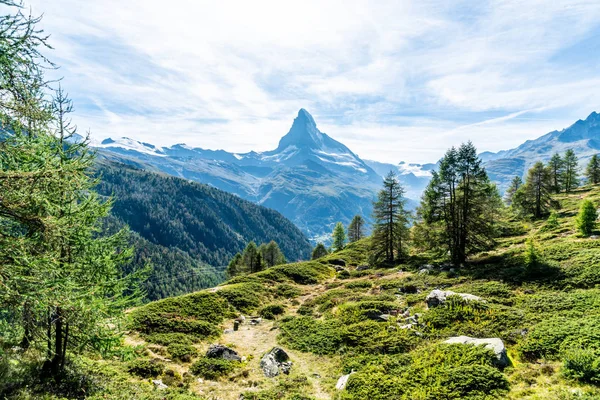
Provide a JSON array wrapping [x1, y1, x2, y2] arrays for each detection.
[[24, 0, 600, 163]]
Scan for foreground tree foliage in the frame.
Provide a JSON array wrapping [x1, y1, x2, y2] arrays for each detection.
[[504, 176, 522, 206], [0, 2, 143, 379], [563, 149, 579, 193], [416, 142, 501, 265], [371, 171, 410, 264]]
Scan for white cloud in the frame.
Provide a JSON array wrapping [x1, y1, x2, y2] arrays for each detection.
[[21, 0, 600, 164]]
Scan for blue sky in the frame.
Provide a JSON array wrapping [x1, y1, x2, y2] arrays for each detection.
[[23, 0, 600, 163]]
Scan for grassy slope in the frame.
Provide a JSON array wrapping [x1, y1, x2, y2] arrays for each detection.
[[10, 187, 600, 399]]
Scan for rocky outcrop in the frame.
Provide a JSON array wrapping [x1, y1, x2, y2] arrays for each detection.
[[260, 347, 292, 378], [206, 344, 241, 361], [335, 371, 355, 390], [444, 336, 509, 367], [425, 289, 483, 308]]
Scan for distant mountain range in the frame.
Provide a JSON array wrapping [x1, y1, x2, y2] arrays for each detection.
[[93, 109, 600, 242], [95, 109, 420, 242], [482, 111, 600, 191]]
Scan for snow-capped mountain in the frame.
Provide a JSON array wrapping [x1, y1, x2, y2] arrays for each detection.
[[95, 109, 383, 243]]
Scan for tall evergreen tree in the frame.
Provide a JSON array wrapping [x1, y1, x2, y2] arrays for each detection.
[[226, 253, 244, 278], [504, 176, 522, 206], [241, 241, 263, 273], [347, 215, 365, 243], [311, 243, 329, 260], [563, 149, 579, 193], [0, 3, 142, 378], [576, 200, 597, 236], [547, 153, 564, 194], [417, 142, 500, 265], [513, 162, 556, 218], [371, 171, 410, 264], [259, 240, 286, 267], [585, 154, 600, 185], [332, 222, 347, 251]]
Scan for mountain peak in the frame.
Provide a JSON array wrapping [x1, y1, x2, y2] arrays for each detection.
[[276, 108, 324, 151]]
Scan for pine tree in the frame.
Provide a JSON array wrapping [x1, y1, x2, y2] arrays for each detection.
[[371, 170, 410, 264], [347, 215, 365, 243], [548, 153, 564, 194], [259, 240, 286, 267], [513, 162, 556, 218], [563, 149, 579, 193], [332, 222, 346, 251], [242, 241, 263, 273], [576, 200, 597, 236], [504, 176, 522, 206], [0, 5, 142, 378], [311, 243, 329, 260], [226, 253, 244, 277], [585, 154, 600, 185], [417, 142, 500, 265]]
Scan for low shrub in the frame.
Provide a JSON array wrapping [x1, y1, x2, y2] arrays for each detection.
[[127, 359, 165, 378], [167, 343, 198, 362], [190, 357, 240, 380], [143, 332, 195, 346], [345, 281, 373, 290], [275, 283, 302, 299], [217, 282, 269, 313], [259, 304, 286, 320], [562, 348, 600, 384]]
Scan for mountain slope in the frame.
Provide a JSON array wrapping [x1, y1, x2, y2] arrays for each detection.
[[95, 162, 313, 267], [95, 109, 382, 242], [482, 111, 600, 191]]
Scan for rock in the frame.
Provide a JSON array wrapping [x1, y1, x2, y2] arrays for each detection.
[[250, 317, 262, 325], [425, 289, 484, 308], [197, 378, 204, 383], [312, 373, 321, 378], [152, 379, 168, 390], [418, 268, 430, 275], [336, 371, 355, 390], [398, 323, 415, 330], [334, 265, 346, 272], [590, 235, 599, 239], [523, 289, 535, 295], [444, 336, 509, 367], [224, 328, 234, 334], [329, 259, 346, 267], [206, 344, 242, 361], [260, 347, 291, 378], [356, 264, 370, 271], [377, 314, 391, 322]]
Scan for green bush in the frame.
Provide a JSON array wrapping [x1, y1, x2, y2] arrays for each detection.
[[217, 282, 269, 313], [143, 332, 195, 346], [562, 349, 600, 384], [189, 357, 240, 380], [345, 280, 373, 290], [259, 304, 286, 320], [275, 283, 302, 299], [127, 359, 165, 378], [167, 343, 198, 362], [519, 316, 600, 360]]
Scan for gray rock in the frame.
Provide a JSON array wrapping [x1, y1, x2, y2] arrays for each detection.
[[418, 268, 430, 275], [336, 371, 355, 390], [206, 344, 242, 361], [334, 265, 346, 272], [444, 336, 509, 367], [426, 289, 484, 308], [260, 347, 291, 378], [356, 264, 370, 271], [152, 379, 168, 390]]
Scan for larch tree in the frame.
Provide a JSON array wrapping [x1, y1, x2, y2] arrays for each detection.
[[417, 142, 501, 265], [563, 149, 579, 193], [226, 253, 243, 278], [371, 170, 410, 264], [585, 154, 600, 185], [513, 162, 556, 219], [347, 215, 365, 243], [311, 243, 329, 260], [547, 153, 564, 194], [241, 241, 263, 273], [504, 176, 523, 206], [259, 240, 286, 267], [332, 222, 347, 251]]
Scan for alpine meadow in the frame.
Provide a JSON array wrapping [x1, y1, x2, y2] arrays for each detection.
[[3, 1, 600, 400]]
